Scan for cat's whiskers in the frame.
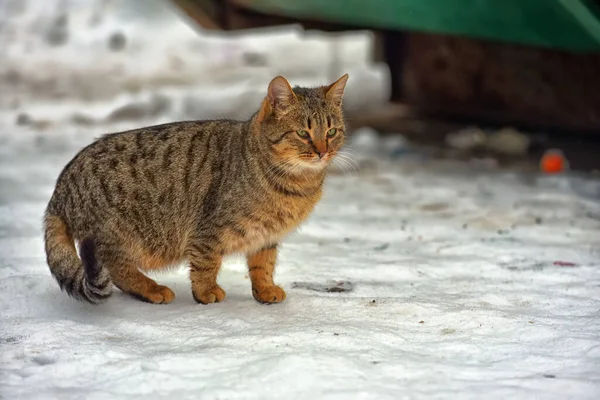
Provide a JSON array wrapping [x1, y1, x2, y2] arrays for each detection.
[[336, 149, 359, 162], [338, 153, 359, 170], [339, 147, 359, 156], [331, 153, 359, 175], [332, 159, 351, 175], [265, 156, 299, 183], [278, 155, 326, 176], [281, 158, 307, 176]]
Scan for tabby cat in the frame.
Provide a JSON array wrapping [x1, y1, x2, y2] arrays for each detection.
[[44, 74, 349, 305]]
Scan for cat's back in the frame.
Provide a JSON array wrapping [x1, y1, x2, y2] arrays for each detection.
[[47, 120, 242, 226], [66, 120, 208, 172], [55, 119, 243, 185]]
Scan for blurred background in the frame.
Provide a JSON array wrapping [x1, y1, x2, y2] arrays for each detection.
[[0, 0, 386, 156], [2, 0, 600, 173], [2, 3, 600, 397]]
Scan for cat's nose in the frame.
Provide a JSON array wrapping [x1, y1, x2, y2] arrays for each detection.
[[318, 152, 327, 159]]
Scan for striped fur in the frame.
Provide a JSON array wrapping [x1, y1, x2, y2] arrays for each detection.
[[44, 216, 112, 303], [44, 74, 349, 305]]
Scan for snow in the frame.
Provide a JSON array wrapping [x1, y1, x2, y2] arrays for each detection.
[[1, 1, 600, 399]]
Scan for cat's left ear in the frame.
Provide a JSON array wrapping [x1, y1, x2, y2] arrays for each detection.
[[324, 74, 349, 107]]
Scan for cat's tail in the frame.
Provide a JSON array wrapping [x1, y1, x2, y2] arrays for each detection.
[[44, 213, 112, 304]]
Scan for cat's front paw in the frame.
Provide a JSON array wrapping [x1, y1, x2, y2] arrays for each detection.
[[193, 285, 226, 304], [252, 285, 286, 304], [137, 284, 175, 304]]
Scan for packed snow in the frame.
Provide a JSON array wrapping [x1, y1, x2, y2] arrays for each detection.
[[1, 1, 600, 399]]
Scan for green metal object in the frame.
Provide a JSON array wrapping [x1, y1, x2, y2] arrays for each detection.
[[229, 0, 600, 52]]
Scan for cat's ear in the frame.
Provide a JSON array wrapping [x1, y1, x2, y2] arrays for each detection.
[[267, 76, 297, 112], [324, 73, 349, 107]]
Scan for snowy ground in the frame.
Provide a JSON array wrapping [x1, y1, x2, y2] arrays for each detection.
[[2, 1, 600, 399]]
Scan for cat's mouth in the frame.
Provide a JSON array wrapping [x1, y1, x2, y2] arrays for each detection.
[[299, 154, 332, 170]]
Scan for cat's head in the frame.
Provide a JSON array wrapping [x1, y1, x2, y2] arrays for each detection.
[[256, 74, 349, 172]]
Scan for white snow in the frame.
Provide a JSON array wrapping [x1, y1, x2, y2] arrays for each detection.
[[1, 1, 600, 399]]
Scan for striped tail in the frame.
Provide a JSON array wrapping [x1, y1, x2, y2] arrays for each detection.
[[44, 213, 112, 304]]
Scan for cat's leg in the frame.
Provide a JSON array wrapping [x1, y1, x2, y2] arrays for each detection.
[[95, 239, 175, 304], [187, 240, 226, 304], [246, 244, 286, 304]]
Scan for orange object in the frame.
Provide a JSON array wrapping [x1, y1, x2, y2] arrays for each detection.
[[540, 149, 568, 173]]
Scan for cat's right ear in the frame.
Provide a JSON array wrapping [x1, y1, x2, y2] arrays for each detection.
[[258, 76, 297, 122], [267, 76, 297, 112]]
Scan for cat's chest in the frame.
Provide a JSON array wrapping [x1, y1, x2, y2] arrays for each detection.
[[222, 194, 320, 254]]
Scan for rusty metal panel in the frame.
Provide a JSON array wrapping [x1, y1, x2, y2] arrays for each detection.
[[402, 33, 600, 132]]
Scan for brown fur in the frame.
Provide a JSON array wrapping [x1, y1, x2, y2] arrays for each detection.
[[43, 74, 349, 304]]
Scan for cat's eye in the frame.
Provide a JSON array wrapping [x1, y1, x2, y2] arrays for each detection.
[[327, 128, 337, 137], [297, 130, 310, 139]]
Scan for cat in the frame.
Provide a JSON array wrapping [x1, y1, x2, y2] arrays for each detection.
[[44, 74, 349, 305]]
